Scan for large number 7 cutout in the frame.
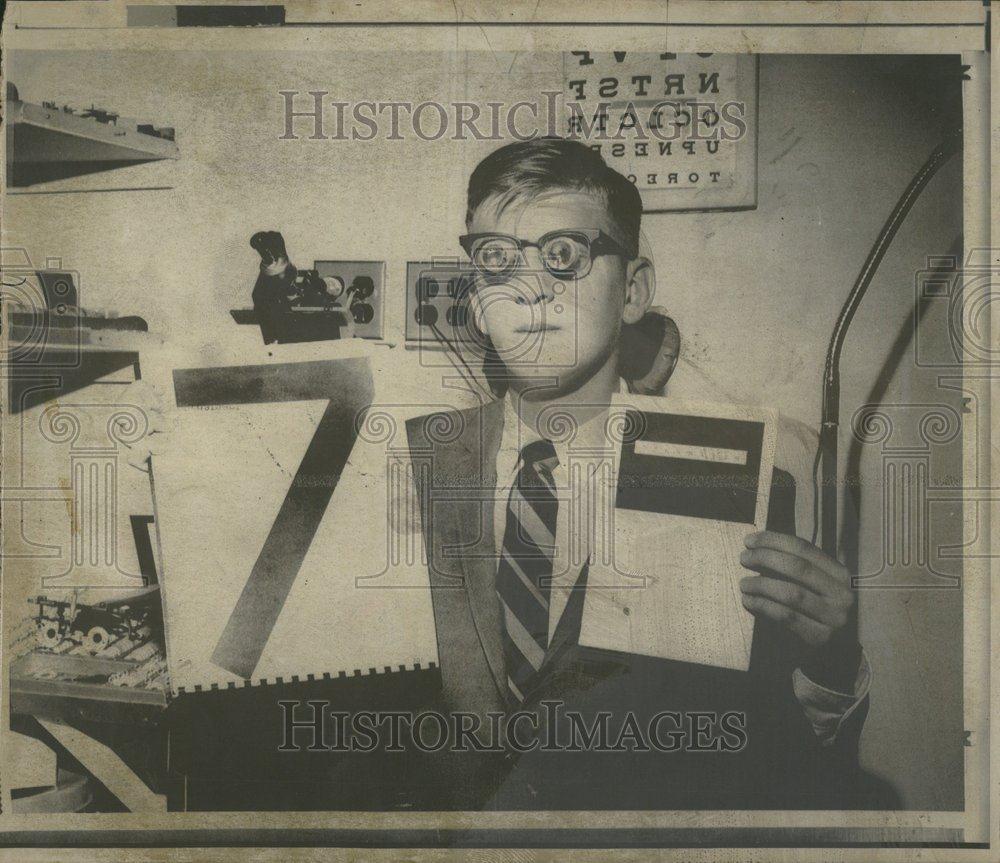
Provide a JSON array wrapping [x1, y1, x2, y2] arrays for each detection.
[[171, 357, 373, 680]]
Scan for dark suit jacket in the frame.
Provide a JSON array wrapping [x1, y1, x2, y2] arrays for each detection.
[[405, 400, 873, 811]]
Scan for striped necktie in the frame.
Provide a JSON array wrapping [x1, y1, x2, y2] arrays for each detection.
[[496, 438, 559, 704]]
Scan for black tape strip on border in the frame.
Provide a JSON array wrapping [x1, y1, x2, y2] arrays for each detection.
[[127, 5, 285, 27]]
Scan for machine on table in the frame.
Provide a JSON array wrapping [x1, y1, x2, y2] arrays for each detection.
[[231, 230, 384, 344]]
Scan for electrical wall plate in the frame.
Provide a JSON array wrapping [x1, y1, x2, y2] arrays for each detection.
[[404, 259, 477, 346], [312, 260, 386, 340]]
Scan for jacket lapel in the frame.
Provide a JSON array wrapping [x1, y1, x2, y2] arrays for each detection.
[[452, 399, 507, 698], [409, 399, 508, 700]]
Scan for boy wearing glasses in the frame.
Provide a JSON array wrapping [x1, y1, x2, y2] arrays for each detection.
[[405, 137, 875, 810]]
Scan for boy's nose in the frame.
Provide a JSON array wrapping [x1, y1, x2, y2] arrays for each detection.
[[514, 248, 556, 305]]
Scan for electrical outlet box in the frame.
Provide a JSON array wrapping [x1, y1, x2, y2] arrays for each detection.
[[404, 260, 477, 346], [312, 260, 385, 340]]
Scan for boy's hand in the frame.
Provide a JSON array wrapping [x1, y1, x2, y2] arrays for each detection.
[[739, 530, 860, 691]]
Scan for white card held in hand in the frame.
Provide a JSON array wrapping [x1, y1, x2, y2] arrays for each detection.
[[580, 396, 778, 672]]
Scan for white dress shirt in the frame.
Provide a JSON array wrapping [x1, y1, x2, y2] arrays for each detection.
[[492, 386, 871, 744]]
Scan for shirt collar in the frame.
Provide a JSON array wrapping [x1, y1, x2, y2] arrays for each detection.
[[496, 379, 625, 485]]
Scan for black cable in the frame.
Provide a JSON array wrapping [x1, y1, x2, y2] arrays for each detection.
[[839, 239, 960, 573], [813, 130, 961, 555], [429, 320, 493, 401]]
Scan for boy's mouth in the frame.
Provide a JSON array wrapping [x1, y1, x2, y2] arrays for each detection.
[[514, 323, 562, 333]]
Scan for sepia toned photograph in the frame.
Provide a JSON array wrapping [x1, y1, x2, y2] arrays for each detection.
[[0, 1, 995, 859]]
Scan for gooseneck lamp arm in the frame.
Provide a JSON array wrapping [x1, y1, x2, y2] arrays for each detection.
[[818, 131, 961, 558]]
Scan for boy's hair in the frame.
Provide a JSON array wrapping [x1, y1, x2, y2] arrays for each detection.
[[465, 137, 642, 259], [466, 138, 644, 399]]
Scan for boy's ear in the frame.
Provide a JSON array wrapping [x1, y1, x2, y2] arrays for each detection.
[[622, 257, 655, 325]]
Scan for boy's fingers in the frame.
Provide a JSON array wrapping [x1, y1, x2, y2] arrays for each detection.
[[739, 574, 836, 627], [744, 530, 845, 581], [740, 593, 830, 646], [739, 547, 841, 598]]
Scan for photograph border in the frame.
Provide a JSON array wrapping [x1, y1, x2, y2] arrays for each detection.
[[0, 1, 994, 858]]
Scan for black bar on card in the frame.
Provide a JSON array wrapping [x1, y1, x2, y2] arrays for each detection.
[[615, 410, 765, 525]]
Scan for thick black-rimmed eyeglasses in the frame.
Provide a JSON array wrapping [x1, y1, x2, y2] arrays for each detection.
[[459, 229, 632, 282]]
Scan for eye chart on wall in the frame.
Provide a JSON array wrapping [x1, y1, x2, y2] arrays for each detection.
[[562, 52, 758, 212]]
